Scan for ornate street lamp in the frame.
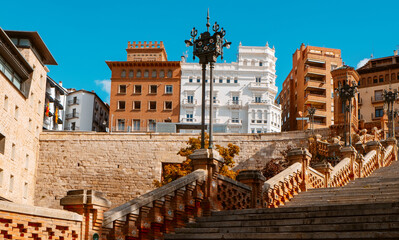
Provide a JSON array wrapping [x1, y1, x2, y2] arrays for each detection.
[[307, 106, 316, 135], [335, 79, 358, 147], [383, 88, 398, 138], [185, 10, 231, 149]]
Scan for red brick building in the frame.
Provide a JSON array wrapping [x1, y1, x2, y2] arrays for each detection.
[[107, 41, 181, 132]]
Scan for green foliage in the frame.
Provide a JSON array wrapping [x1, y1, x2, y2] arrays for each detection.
[[154, 133, 240, 187]]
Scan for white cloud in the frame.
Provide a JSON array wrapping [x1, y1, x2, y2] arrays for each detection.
[[95, 79, 111, 103], [356, 58, 369, 69]]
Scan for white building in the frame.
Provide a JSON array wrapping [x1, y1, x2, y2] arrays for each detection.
[[180, 43, 281, 133], [64, 89, 109, 132], [43, 76, 67, 131]]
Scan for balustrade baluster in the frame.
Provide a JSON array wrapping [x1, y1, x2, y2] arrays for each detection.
[[138, 206, 151, 240], [161, 194, 174, 234], [172, 189, 186, 229]]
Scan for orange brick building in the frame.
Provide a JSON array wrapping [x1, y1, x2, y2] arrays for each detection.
[[279, 44, 342, 131], [107, 41, 181, 132]]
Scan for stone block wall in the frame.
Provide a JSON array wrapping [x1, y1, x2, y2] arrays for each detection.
[[36, 130, 325, 209]]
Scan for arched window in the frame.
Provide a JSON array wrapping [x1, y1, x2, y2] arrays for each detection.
[[379, 75, 383, 83], [121, 70, 126, 78], [136, 70, 142, 78], [251, 60, 255, 66], [152, 70, 157, 78], [129, 70, 134, 78], [144, 70, 149, 78], [167, 70, 172, 78], [159, 70, 165, 78], [373, 76, 377, 84], [243, 60, 248, 66]]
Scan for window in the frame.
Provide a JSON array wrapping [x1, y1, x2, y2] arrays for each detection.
[[118, 85, 127, 94], [149, 101, 157, 110], [144, 70, 149, 78], [25, 154, 29, 169], [189, 78, 193, 83], [373, 77, 377, 84], [397, 73, 399, 80], [219, 78, 223, 83], [11, 143, 16, 160], [197, 78, 200, 83], [134, 85, 142, 94], [167, 70, 172, 78], [71, 122, 76, 130], [133, 101, 141, 110], [187, 95, 194, 104], [3, 95, 8, 111], [165, 85, 173, 94], [0, 55, 23, 91], [164, 101, 172, 110], [159, 70, 165, 78], [226, 78, 230, 84], [186, 113, 193, 122], [23, 182, 28, 199], [234, 78, 238, 84], [133, 119, 140, 131], [149, 85, 157, 94], [0, 133, 5, 154], [374, 90, 383, 101], [379, 75, 384, 83], [148, 119, 156, 131], [152, 70, 157, 78], [121, 70, 126, 78], [375, 107, 383, 118], [331, 64, 337, 70], [73, 96, 78, 104], [256, 77, 261, 83], [117, 119, 125, 131], [118, 101, 126, 110], [232, 96, 239, 104], [231, 111, 239, 123], [259, 62, 263, 66], [9, 175, 14, 192], [136, 70, 142, 78], [255, 96, 262, 103], [129, 70, 134, 78]]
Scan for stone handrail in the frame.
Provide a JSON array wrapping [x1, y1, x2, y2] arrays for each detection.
[[362, 150, 377, 178], [263, 162, 302, 208], [102, 169, 206, 239], [383, 145, 394, 166], [308, 166, 325, 189], [217, 174, 252, 210], [330, 157, 351, 187]]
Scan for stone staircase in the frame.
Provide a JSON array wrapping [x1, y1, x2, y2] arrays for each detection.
[[164, 161, 399, 239]]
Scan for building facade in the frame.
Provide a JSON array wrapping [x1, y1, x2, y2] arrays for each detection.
[[107, 41, 181, 132], [0, 28, 57, 204], [43, 76, 67, 131], [180, 43, 281, 133], [64, 89, 109, 132], [279, 44, 342, 131], [357, 53, 399, 130]]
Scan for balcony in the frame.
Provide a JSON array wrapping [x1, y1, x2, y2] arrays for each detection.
[[46, 92, 54, 102], [371, 96, 384, 104], [248, 82, 278, 94], [181, 118, 198, 123], [68, 99, 80, 105], [227, 119, 242, 127], [66, 112, 79, 119], [249, 99, 270, 106], [182, 99, 197, 107], [304, 66, 326, 77], [305, 76, 326, 85], [227, 100, 242, 109], [55, 98, 64, 110], [304, 93, 327, 104], [206, 99, 221, 107]]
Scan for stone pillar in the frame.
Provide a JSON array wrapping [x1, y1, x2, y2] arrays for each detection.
[[355, 142, 365, 155], [287, 148, 312, 192], [365, 141, 383, 168], [189, 148, 223, 215], [60, 190, 111, 240], [386, 137, 398, 162], [236, 170, 266, 208], [313, 162, 333, 187], [328, 142, 342, 165], [340, 146, 357, 180]]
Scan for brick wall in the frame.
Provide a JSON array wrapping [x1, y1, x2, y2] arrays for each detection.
[[36, 130, 328, 209]]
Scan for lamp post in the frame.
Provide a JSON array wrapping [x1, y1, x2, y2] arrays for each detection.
[[335, 79, 358, 147], [383, 88, 398, 138], [307, 106, 316, 135], [185, 10, 231, 149]]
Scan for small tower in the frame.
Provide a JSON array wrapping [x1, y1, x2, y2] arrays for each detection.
[[126, 41, 168, 61]]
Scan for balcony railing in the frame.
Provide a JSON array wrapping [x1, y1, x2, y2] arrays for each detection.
[[227, 100, 242, 108], [371, 96, 384, 104], [66, 112, 79, 119], [181, 118, 197, 123], [182, 99, 197, 106], [205, 99, 220, 106], [68, 99, 80, 105], [46, 92, 55, 102], [227, 119, 242, 126], [248, 82, 278, 93]]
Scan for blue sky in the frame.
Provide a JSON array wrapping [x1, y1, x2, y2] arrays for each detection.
[[1, 0, 398, 103]]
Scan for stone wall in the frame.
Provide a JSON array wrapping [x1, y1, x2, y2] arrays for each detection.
[[36, 129, 329, 209]]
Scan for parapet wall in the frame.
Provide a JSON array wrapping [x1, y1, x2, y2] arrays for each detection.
[[36, 130, 328, 209]]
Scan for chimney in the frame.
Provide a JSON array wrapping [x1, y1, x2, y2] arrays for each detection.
[[394, 50, 398, 56], [59, 81, 63, 86], [181, 55, 186, 63]]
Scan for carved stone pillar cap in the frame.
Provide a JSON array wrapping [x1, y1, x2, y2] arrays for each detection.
[[313, 161, 333, 173], [189, 148, 223, 163], [60, 189, 111, 208], [385, 137, 397, 145], [340, 145, 356, 153], [366, 140, 380, 147], [236, 170, 266, 182], [287, 148, 312, 158]]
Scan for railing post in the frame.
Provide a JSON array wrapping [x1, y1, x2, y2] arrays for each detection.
[[386, 137, 398, 163], [313, 162, 333, 187], [149, 200, 164, 240], [287, 148, 312, 192], [60, 190, 111, 240], [340, 146, 357, 180], [236, 170, 266, 208], [162, 194, 174, 234], [189, 149, 223, 215], [365, 141, 383, 168]]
